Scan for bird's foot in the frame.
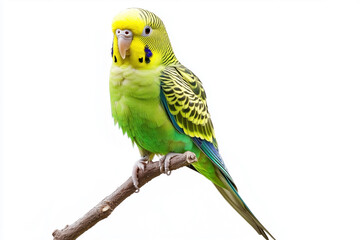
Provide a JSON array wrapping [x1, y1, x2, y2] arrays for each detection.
[[159, 153, 179, 175], [183, 151, 197, 164], [132, 156, 149, 192], [159, 152, 196, 175]]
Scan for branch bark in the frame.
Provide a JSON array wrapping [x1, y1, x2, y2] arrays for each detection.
[[52, 151, 197, 240]]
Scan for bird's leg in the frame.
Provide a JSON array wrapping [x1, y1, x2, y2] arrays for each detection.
[[159, 152, 183, 176], [132, 155, 149, 192]]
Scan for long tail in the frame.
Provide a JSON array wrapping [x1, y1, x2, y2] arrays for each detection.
[[214, 168, 275, 240]]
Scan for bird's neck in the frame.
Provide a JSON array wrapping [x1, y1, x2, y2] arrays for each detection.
[[109, 64, 165, 100]]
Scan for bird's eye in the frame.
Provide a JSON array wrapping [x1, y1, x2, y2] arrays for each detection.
[[115, 29, 121, 36], [142, 26, 152, 37]]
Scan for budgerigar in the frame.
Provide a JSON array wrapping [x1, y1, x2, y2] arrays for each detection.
[[109, 8, 275, 240]]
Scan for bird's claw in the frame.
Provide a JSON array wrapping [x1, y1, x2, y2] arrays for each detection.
[[183, 151, 197, 164], [132, 156, 149, 191], [159, 153, 182, 175]]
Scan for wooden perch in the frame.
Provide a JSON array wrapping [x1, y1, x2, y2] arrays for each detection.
[[52, 151, 197, 240]]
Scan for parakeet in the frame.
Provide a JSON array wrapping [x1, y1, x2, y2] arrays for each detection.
[[109, 8, 275, 240]]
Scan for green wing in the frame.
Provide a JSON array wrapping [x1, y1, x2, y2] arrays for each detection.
[[160, 64, 235, 184], [160, 65, 216, 144]]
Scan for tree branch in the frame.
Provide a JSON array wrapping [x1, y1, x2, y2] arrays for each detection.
[[52, 151, 197, 240]]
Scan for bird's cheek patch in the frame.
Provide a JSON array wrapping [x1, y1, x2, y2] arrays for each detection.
[[144, 45, 153, 64], [138, 45, 153, 64]]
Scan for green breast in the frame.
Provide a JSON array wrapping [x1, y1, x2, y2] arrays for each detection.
[[109, 64, 195, 155]]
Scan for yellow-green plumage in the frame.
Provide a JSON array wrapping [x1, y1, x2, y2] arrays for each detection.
[[160, 65, 215, 142], [109, 8, 275, 240], [110, 64, 198, 156]]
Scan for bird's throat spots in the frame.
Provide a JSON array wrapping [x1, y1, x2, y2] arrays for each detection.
[[138, 45, 153, 64]]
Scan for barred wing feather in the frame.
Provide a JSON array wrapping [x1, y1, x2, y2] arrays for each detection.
[[160, 65, 235, 185]]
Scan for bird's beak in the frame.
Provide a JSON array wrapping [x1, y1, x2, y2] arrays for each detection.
[[117, 30, 133, 59]]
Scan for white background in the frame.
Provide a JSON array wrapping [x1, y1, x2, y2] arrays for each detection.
[[1, 0, 360, 239]]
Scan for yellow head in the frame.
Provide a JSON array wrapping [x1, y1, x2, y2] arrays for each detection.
[[111, 8, 178, 69]]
